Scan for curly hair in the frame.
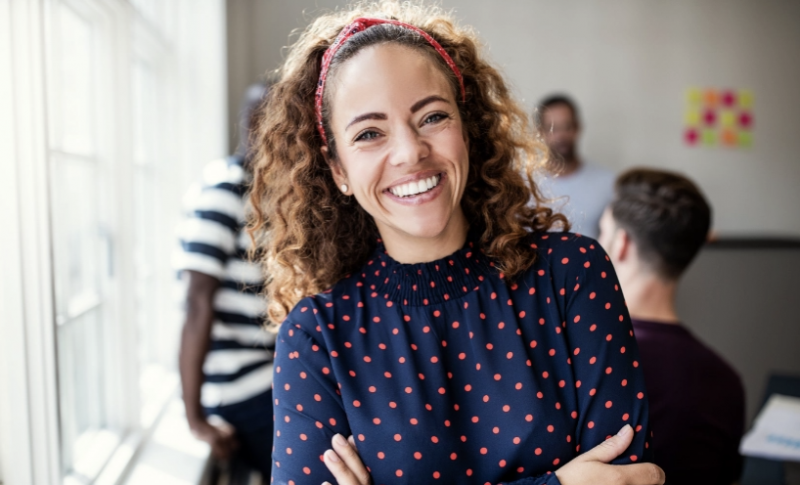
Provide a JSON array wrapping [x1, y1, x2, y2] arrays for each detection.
[[249, 0, 568, 327]]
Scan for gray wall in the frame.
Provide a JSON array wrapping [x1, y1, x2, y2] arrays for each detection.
[[227, 0, 800, 237], [226, 0, 800, 425], [677, 246, 800, 426]]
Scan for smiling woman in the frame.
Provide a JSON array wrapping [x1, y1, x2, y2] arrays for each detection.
[[248, 2, 664, 485]]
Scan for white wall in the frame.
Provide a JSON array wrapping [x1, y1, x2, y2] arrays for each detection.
[[227, 0, 800, 237]]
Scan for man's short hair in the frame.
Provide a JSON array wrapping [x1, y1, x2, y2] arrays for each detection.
[[535, 94, 580, 129], [610, 168, 711, 280]]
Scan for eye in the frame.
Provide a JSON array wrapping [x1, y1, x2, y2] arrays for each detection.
[[354, 130, 381, 142], [423, 112, 449, 125]]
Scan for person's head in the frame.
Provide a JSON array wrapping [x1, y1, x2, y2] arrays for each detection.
[[236, 82, 271, 164], [249, 1, 567, 325], [598, 168, 711, 284], [535, 94, 580, 164]]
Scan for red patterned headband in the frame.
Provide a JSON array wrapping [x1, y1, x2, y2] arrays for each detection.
[[314, 17, 466, 146]]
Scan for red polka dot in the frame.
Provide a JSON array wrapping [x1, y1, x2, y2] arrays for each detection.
[[480, 447, 488, 455], [377, 451, 385, 459], [394, 434, 402, 441], [588, 421, 595, 429], [525, 414, 533, 422], [606, 400, 613, 408], [561, 257, 569, 264], [535, 447, 542, 455], [396, 470, 403, 477], [303, 466, 311, 475], [433, 471, 440, 479]]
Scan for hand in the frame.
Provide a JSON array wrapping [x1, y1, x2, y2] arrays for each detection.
[[322, 434, 372, 485], [190, 417, 239, 461], [555, 425, 665, 485]]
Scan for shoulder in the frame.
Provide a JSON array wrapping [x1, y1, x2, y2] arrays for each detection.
[[201, 156, 247, 188], [530, 231, 609, 270], [280, 274, 363, 340]]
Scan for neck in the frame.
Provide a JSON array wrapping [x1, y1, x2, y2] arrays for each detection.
[[378, 209, 469, 264], [619, 270, 680, 324], [551, 156, 581, 177]]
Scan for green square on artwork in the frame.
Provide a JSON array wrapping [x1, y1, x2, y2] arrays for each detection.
[[702, 129, 716, 146], [738, 131, 753, 148]]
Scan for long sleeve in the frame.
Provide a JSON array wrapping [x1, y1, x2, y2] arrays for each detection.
[[271, 304, 351, 485], [559, 238, 652, 464]]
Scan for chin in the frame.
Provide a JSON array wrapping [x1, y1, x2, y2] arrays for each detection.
[[388, 210, 452, 241]]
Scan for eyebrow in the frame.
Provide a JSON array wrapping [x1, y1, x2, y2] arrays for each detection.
[[344, 95, 451, 131], [345, 112, 387, 131], [410, 95, 449, 114]]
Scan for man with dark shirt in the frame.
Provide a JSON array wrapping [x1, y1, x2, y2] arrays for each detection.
[[598, 168, 745, 485]]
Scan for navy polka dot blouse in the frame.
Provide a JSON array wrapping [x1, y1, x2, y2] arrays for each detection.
[[272, 232, 652, 484]]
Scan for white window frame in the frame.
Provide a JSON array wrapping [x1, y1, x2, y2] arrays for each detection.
[[0, 0, 228, 483]]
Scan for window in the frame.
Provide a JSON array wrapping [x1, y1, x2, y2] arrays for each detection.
[[0, 0, 228, 483]]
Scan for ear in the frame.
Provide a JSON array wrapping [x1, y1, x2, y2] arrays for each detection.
[[614, 228, 632, 262], [323, 146, 349, 193]]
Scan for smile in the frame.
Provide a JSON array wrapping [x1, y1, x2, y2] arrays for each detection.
[[387, 174, 442, 198]]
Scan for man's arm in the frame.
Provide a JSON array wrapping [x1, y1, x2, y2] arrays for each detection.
[[178, 270, 238, 459]]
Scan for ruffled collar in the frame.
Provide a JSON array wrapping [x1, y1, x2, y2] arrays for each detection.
[[361, 236, 494, 307]]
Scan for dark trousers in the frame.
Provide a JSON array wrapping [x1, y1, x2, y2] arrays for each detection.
[[205, 389, 273, 480]]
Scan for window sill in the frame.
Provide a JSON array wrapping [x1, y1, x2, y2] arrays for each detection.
[[95, 393, 211, 485]]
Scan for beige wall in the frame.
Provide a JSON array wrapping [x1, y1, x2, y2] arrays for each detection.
[[226, 0, 800, 426], [227, 0, 800, 237]]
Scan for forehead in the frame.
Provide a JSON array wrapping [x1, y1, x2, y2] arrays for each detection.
[[541, 104, 576, 123], [327, 43, 455, 118]]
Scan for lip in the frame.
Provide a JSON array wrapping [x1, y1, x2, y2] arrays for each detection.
[[383, 171, 447, 206]]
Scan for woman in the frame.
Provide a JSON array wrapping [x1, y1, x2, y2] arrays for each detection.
[[249, 2, 664, 484]]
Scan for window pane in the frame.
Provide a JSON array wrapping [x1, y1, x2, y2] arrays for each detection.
[[56, 309, 107, 469], [51, 155, 102, 320], [57, 4, 95, 155]]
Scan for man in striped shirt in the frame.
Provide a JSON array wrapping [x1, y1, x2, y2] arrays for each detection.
[[175, 84, 274, 478]]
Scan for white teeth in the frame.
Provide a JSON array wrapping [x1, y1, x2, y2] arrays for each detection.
[[389, 174, 441, 198]]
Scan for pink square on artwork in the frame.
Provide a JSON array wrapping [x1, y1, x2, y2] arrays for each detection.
[[721, 90, 736, 107], [684, 128, 699, 145], [703, 109, 717, 126], [739, 111, 753, 129]]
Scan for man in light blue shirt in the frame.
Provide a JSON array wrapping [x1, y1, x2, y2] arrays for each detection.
[[535, 95, 615, 239]]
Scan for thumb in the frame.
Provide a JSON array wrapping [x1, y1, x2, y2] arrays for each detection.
[[578, 424, 634, 464]]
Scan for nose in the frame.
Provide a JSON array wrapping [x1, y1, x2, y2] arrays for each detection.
[[388, 123, 430, 167]]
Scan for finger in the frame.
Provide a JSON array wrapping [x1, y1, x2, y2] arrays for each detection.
[[617, 463, 666, 485], [577, 424, 634, 463], [332, 434, 370, 484], [324, 449, 360, 485], [347, 435, 358, 452]]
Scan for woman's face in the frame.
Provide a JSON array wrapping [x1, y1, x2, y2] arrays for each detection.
[[325, 43, 469, 247]]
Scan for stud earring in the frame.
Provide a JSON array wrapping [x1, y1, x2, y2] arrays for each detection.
[[340, 184, 349, 193]]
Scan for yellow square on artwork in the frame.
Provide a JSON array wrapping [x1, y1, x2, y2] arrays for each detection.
[[684, 109, 701, 126], [738, 90, 754, 108], [720, 111, 736, 128], [686, 88, 702, 106]]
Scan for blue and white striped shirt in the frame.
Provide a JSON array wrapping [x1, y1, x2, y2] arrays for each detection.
[[174, 155, 275, 409]]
